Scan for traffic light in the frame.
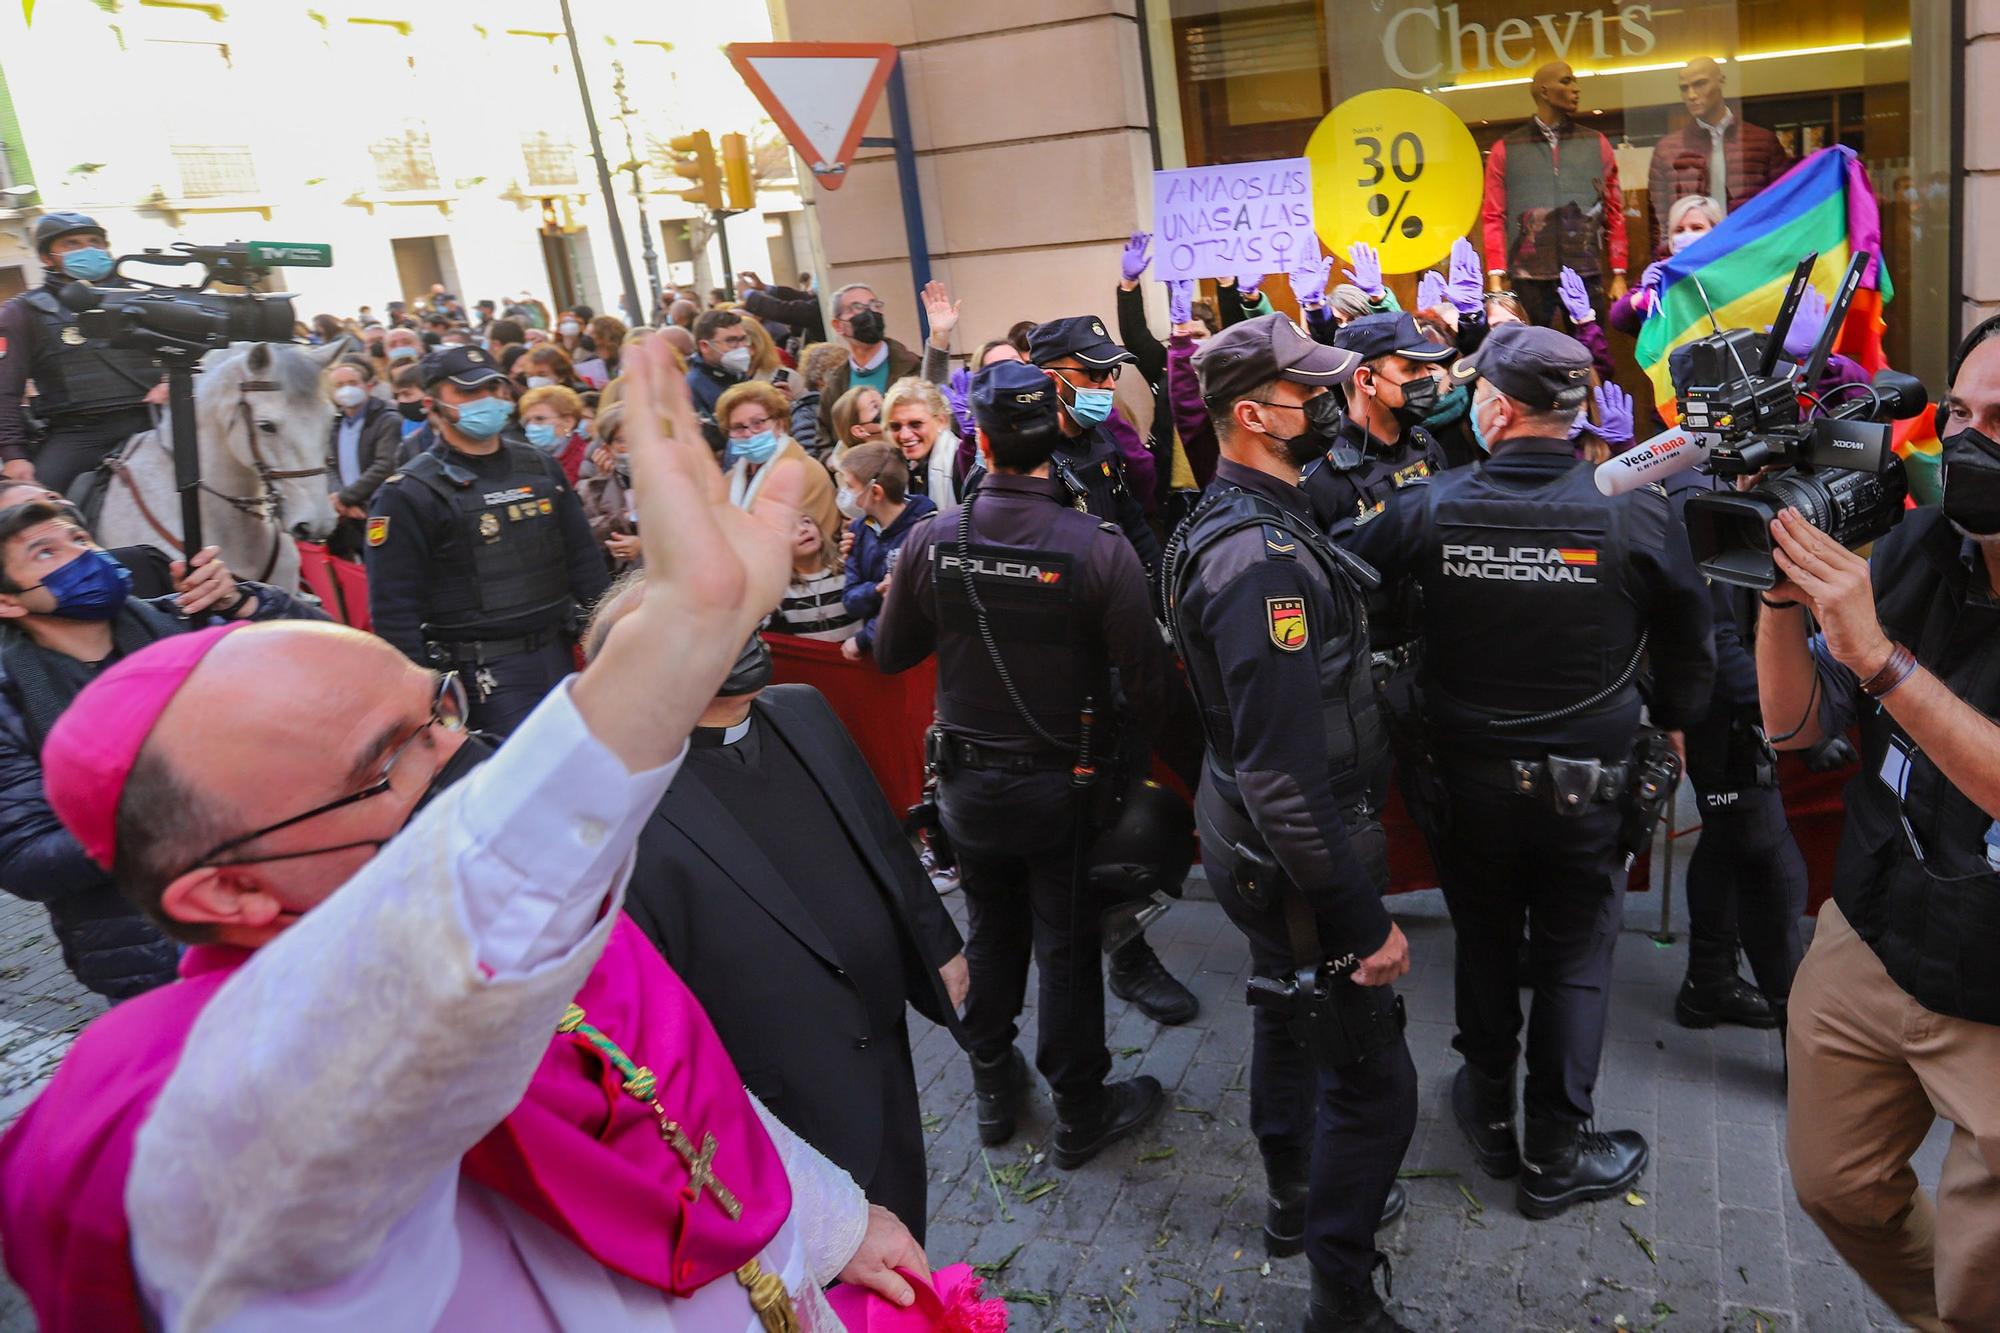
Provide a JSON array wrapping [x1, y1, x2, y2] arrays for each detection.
[[721, 132, 755, 212], [667, 130, 722, 212]]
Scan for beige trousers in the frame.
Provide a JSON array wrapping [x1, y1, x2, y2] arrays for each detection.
[[1786, 900, 2000, 1332]]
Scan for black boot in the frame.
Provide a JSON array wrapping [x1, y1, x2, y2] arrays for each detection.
[[1051, 1076, 1163, 1169], [1675, 930, 1778, 1030], [1303, 1252, 1410, 1333], [1516, 1118, 1649, 1220], [1108, 936, 1199, 1025], [1450, 1064, 1520, 1179], [969, 1047, 1030, 1147]]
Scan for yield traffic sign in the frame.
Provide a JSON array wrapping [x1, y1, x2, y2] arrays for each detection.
[[725, 42, 898, 192]]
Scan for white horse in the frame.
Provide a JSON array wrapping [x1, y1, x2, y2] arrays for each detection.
[[93, 341, 342, 594]]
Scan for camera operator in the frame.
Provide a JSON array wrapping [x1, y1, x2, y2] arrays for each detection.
[[0, 214, 163, 494], [1762, 315, 2000, 1331]]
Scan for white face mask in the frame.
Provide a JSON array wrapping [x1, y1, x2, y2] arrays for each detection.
[[720, 346, 754, 377], [835, 486, 866, 520], [559, 320, 581, 337], [332, 384, 369, 409], [526, 375, 554, 389], [1668, 228, 1708, 255]]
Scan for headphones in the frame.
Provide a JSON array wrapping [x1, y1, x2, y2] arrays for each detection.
[[1937, 312, 2000, 437]]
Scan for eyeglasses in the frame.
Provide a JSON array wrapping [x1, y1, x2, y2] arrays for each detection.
[[726, 415, 776, 438], [189, 673, 468, 870], [1051, 366, 1121, 389], [840, 300, 887, 317]]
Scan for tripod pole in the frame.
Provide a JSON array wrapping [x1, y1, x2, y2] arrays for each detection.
[[167, 365, 202, 558]]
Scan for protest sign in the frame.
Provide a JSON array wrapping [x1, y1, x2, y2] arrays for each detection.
[[1151, 157, 1316, 281]]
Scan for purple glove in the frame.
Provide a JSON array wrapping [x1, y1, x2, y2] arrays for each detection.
[[1445, 238, 1484, 315], [1557, 267, 1595, 326], [1594, 382, 1635, 447], [1639, 260, 1665, 293], [1121, 232, 1153, 284], [1416, 271, 1449, 311], [1167, 279, 1194, 327], [1290, 253, 1335, 308], [1236, 267, 1265, 301], [1781, 284, 1829, 361], [1341, 241, 1385, 300]]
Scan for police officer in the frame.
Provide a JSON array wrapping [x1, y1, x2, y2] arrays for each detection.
[[0, 214, 163, 494], [1301, 312, 1455, 533], [364, 344, 608, 734], [1025, 314, 1197, 1024], [1346, 323, 1714, 1220], [875, 359, 1174, 1170], [1165, 314, 1416, 1333]]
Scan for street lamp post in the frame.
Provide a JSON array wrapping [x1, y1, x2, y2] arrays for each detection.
[[557, 0, 643, 324], [611, 59, 663, 321]]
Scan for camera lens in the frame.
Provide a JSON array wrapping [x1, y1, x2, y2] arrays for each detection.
[[1685, 459, 1907, 589]]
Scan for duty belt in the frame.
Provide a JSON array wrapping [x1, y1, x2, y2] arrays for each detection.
[[1447, 755, 1629, 806], [948, 737, 1070, 774], [425, 625, 562, 663]]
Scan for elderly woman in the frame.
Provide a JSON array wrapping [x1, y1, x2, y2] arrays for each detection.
[[716, 379, 840, 542], [881, 375, 971, 508], [516, 383, 590, 483]]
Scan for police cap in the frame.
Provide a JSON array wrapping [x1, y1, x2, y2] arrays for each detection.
[[1026, 315, 1135, 370], [1449, 321, 1593, 411], [419, 343, 507, 391], [33, 212, 105, 254], [970, 359, 1062, 443], [1333, 311, 1456, 365], [1193, 313, 1363, 407]]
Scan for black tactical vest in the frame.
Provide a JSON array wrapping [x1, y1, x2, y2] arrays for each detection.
[[400, 443, 572, 637], [1166, 485, 1386, 810], [1414, 457, 1642, 728], [18, 289, 159, 420], [928, 494, 1107, 750]]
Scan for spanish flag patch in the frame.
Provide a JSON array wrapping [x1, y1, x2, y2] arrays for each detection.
[[366, 516, 390, 546], [1266, 596, 1306, 652]]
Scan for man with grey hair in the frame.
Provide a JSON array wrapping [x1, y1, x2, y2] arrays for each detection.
[[1347, 322, 1713, 1223], [815, 283, 921, 447]]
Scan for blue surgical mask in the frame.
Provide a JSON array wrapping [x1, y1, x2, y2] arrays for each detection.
[[59, 247, 114, 282], [729, 429, 780, 465], [1065, 385, 1116, 428], [524, 421, 562, 450], [387, 345, 419, 363], [450, 397, 511, 440], [29, 548, 132, 621], [1470, 392, 1494, 454]]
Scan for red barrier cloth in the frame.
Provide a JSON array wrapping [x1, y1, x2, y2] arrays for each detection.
[[292, 541, 372, 631], [762, 633, 937, 815]]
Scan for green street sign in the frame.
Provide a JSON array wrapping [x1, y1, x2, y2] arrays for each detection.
[[246, 241, 334, 268]]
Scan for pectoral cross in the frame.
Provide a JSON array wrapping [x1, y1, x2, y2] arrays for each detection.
[[662, 1118, 742, 1220]]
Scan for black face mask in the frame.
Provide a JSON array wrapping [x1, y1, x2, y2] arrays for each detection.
[[409, 731, 499, 819], [846, 309, 886, 346], [719, 633, 773, 697], [1390, 372, 1441, 427], [1304, 391, 1344, 434], [1942, 427, 2000, 537], [397, 401, 426, 423]]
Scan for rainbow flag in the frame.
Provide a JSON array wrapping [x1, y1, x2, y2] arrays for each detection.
[[1634, 147, 1934, 501]]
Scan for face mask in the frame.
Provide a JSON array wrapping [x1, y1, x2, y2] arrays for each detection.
[[28, 548, 132, 621], [846, 310, 886, 345], [718, 633, 773, 696], [836, 486, 867, 520], [524, 375, 554, 390], [387, 345, 419, 363], [59, 247, 114, 282], [408, 731, 498, 819], [1668, 228, 1706, 255], [449, 397, 511, 440], [524, 421, 563, 450], [1942, 427, 2000, 536], [729, 430, 780, 466], [1470, 392, 1497, 453], [558, 320, 581, 337], [397, 400, 426, 423], [367, 343, 386, 359], [1062, 381, 1117, 428], [1304, 391, 1344, 433], [332, 384, 369, 410], [1391, 373, 1440, 427], [720, 346, 754, 377]]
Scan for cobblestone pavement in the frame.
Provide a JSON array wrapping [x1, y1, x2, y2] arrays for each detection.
[[0, 842, 1946, 1331]]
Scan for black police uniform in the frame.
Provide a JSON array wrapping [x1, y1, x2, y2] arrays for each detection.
[[1168, 456, 1416, 1295], [1347, 339, 1713, 1211], [1666, 471, 1802, 1028], [0, 220, 160, 494], [1028, 316, 1162, 577], [1301, 416, 1448, 534], [364, 347, 608, 735]]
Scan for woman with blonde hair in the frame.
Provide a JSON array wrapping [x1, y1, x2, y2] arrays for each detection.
[[881, 375, 972, 507], [741, 314, 786, 380], [715, 378, 840, 540]]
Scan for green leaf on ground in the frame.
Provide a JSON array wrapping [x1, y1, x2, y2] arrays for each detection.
[[1622, 1219, 1659, 1265], [1137, 1146, 1177, 1163]]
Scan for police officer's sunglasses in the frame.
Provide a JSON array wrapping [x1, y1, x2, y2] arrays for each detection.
[[188, 672, 469, 869]]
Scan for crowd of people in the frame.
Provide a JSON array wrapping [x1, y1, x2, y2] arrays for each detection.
[[0, 155, 1994, 1332]]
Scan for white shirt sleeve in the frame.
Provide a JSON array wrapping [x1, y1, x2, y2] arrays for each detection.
[[128, 678, 684, 1331], [746, 1093, 870, 1289]]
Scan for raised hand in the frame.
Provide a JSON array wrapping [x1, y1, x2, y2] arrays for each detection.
[[1236, 267, 1266, 302], [1416, 270, 1449, 312], [1593, 382, 1635, 447], [1557, 267, 1596, 326], [1341, 241, 1385, 300], [921, 279, 961, 350], [1639, 260, 1665, 293], [1290, 252, 1335, 309], [1167, 279, 1194, 327], [1120, 232, 1153, 286], [1781, 284, 1830, 362], [1445, 238, 1484, 314]]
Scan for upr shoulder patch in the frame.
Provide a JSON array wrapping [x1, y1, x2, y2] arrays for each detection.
[[366, 515, 390, 546], [1266, 596, 1306, 651]]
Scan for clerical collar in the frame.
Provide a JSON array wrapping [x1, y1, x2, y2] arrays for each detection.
[[690, 716, 755, 748]]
